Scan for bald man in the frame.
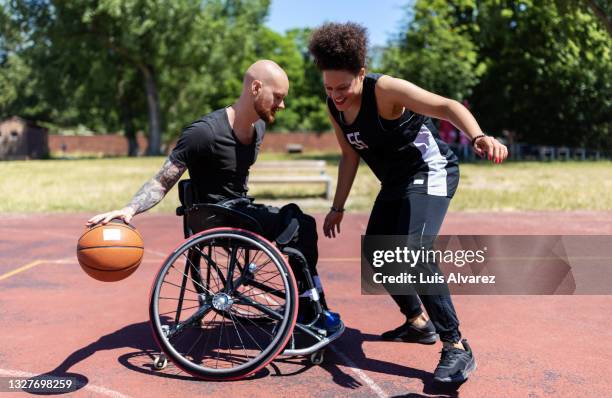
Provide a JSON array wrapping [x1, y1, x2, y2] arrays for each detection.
[[88, 60, 288, 225], [87, 60, 339, 330]]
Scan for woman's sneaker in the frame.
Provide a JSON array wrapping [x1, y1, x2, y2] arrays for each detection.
[[433, 339, 476, 383], [380, 319, 437, 345]]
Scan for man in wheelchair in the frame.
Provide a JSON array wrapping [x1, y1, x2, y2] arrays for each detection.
[[87, 59, 340, 334]]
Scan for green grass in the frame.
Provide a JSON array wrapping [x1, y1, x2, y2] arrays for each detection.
[[449, 161, 612, 212], [1, 153, 611, 214]]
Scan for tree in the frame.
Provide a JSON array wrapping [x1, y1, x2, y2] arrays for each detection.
[[467, 0, 611, 148], [5, 0, 271, 154], [284, 28, 331, 132], [381, 0, 483, 101], [575, 1, 611, 38], [0, 2, 43, 119], [383, 0, 611, 149], [159, 0, 272, 137], [253, 27, 330, 132]]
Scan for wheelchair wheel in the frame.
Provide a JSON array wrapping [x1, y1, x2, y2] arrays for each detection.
[[150, 227, 299, 380]]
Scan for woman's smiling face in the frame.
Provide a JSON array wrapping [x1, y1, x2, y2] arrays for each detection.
[[323, 68, 365, 112]]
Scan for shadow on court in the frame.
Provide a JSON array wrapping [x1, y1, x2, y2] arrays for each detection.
[[23, 322, 156, 394], [273, 326, 463, 397], [25, 320, 459, 396]]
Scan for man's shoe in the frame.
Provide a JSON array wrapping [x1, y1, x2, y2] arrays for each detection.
[[380, 319, 437, 344], [433, 339, 476, 383], [314, 310, 341, 334]]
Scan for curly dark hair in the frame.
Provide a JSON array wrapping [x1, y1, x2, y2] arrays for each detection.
[[308, 22, 368, 74]]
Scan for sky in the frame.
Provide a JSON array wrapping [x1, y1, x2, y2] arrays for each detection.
[[265, 0, 410, 47]]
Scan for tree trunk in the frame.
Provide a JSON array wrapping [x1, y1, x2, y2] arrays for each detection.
[[119, 95, 139, 157], [124, 120, 138, 157], [142, 64, 163, 156]]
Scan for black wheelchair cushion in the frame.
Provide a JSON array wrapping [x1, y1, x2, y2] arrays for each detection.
[[276, 218, 299, 246], [274, 203, 303, 245], [217, 197, 253, 208], [184, 203, 264, 235]]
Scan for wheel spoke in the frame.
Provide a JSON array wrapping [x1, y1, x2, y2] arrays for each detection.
[[170, 262, 214, 296], [231, 305, 278, 323], [159, 304, 200, 317], [225, 244, 238, 293], [191, 245, 228, 288], [198, 310, 220, 363], [166, 303, 213, 339], [159, 297, 199, 302], [239, 272, 285, 298], [179, 254, 217, 295], [234, 292, 286, 322], [162, 279, 199, 295], [230, 311, 269, 350], [227, 311, 251, 363]]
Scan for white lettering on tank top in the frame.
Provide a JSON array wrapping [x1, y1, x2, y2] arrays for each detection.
[[347, 131, 369, 150]]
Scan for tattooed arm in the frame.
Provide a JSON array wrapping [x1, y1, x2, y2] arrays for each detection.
[[86, 158, 187, 226], [125, 158, 186, 215]]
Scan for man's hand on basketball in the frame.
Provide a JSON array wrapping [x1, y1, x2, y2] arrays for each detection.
[[86, 207, 136, 227], [473, 136, 508, 164], [323, 210, 343, 238]]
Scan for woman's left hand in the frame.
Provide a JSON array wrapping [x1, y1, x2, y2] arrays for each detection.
[[323, 210, 343, 238], [473, 136, 508, 164]]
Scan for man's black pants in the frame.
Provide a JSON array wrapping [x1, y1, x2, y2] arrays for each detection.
[[233, 201, 327, 311]]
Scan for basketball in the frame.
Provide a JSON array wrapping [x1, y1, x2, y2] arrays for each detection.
[[77, 220, 144, 282]]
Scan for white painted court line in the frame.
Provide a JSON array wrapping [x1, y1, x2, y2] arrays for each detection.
[[0, 227, 76, 240], [0, 228, 172, 259], [54, 258, 162, 264], [0, 256, 164, 282], [0, 257, 74, 281], [144, 249, 168, 258], [329, 346, 388, 398], [0, 368, 132, 398], [0, 260, 45, 281]]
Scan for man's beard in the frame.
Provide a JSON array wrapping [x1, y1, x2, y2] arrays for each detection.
[[254, 99, 277, 123]]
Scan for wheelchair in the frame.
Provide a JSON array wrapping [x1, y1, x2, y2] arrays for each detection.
[[149, 180, 344, 380]]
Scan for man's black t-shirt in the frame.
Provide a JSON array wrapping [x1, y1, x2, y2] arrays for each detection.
[[168, 108, 265, 203]]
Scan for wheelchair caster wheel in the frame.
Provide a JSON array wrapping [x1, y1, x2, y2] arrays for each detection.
[[310, 349, 325, 365], [153, 354, 168, 370]]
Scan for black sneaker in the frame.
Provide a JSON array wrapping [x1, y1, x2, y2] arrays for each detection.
[[433, 339, 476, 383], [380, 319, 437, 344]]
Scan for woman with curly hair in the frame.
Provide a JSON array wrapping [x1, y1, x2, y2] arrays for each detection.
[[309, 22, 508, 383]]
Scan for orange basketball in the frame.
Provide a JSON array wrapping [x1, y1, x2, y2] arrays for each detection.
[[77, 221, 144, 282]]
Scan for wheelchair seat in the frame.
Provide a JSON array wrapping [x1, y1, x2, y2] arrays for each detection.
[[184, 203, 264, 236], [176, 180, 264, 237]]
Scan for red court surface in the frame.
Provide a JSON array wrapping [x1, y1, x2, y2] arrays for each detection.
[[1, 212, 612, 397]]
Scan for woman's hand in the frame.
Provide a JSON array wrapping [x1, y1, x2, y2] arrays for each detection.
[[473, 136, 508, 164], [323, 210, 344, 238]]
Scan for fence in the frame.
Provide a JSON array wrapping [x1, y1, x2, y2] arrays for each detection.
[[45, 133, 611, 160], [450, 142, 608, 162]]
